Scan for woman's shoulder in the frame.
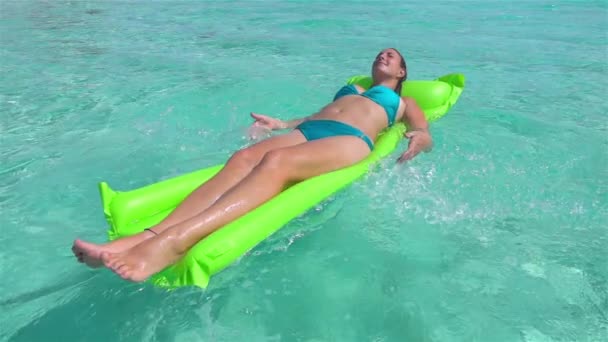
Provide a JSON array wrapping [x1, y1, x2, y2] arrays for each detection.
[[400, 95, 417, 103], [397, 96, 424, 119], [400, 96, 422, 108]]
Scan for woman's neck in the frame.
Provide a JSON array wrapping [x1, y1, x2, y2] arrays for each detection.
[[372, 79, 398, 90]]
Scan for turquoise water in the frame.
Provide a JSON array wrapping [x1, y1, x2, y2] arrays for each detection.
[[1, 0, 606, 340]]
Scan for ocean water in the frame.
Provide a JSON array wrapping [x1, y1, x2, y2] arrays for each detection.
[[1, 0, 606, 341]]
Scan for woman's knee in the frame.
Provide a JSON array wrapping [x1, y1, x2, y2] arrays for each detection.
[[228, 147, 264, 170], [257, 149, 291, 174]]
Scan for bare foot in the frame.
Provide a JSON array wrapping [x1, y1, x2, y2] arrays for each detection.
[[72, 231, 154, 268], [101, 235, 185, 282]]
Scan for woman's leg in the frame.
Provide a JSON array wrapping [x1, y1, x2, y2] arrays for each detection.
[[102, 136, 371, 281], [73, 130, 307, 267]]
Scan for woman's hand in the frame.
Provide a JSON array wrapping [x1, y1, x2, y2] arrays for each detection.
[[397, 129, 433, 163], [250, 112, 286, 131]]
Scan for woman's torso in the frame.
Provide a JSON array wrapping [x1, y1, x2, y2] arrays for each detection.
[[307, 84, 406, 141]]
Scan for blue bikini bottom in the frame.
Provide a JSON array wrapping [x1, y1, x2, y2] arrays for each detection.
[[295, 120, 374, 151]]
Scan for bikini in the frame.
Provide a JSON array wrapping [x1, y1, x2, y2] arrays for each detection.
[[296, 84, 400, 150]]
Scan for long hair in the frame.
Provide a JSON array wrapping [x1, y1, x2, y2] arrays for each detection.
[[391, 48, 408, 95]]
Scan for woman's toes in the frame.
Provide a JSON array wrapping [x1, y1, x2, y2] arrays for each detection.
[[101, 252, 113, 267]]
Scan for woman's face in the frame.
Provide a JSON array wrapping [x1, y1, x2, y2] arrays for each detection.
[[372, 48, 405, 79]]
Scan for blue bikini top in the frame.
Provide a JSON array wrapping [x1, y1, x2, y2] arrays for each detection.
[[333, 84, 400, 126]]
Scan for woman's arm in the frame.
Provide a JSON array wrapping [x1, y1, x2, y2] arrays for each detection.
[[250, 112, 309, 131], [396, 97, 433, 163], [279, 116, 308, 129]]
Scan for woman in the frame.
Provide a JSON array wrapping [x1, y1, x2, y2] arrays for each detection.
[[72, 48, 433, 282]]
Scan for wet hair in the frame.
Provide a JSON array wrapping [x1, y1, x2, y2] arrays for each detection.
[[390, 48, 408, 94]]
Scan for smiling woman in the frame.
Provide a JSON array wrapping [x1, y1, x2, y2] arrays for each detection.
[[72, 48, 438, 282], [73, 64, 465, 288]]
